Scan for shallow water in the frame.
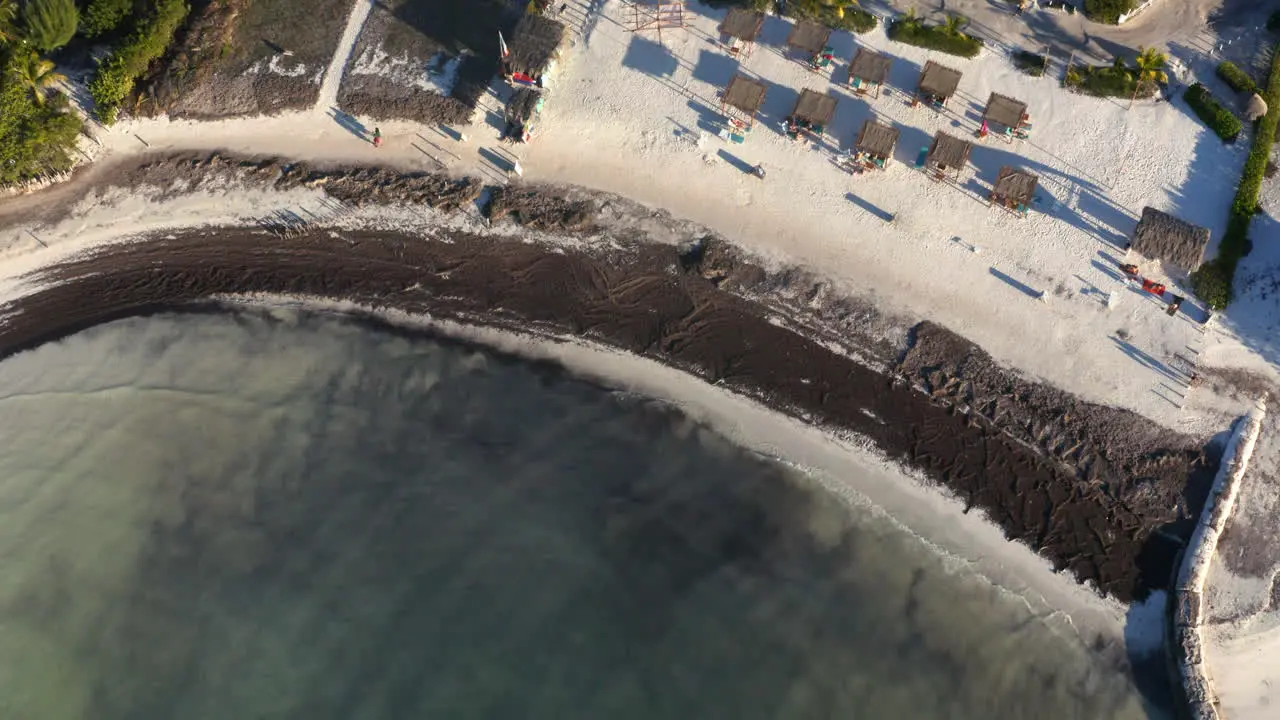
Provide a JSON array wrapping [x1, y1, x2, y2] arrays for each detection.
[[0, 310, 1158, 719]]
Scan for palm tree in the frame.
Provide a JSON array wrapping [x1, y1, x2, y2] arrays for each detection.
[[11, 49, 66, 105], [944, 14, 969, 36], [22, 0, 78, 52], [0, 0, 20, 46], [1130, 46, 1168, 108], [1134, 46, 1169, 86]]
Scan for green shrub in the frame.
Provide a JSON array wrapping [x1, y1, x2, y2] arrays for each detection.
[[1269, 11, 1280, 32], [1190, 260, 1233, 310], [0, 52, 83, 186], [1064, 63, 1153, 98], [1216, 61, 1256, 94], [22, 0, 78, 52], [80, 0, 133, 38], [888, 16, 983, 59], [837, 9, 877, 34], [1013, 49, 1047, 77], [778, 1, 877, 34], [89, 0, 189, 124], [703, 0, 770, 8], [1184, 83, 1243, 142], [1084, 0, 1135, 24], [1193, 41, 1280, 309]]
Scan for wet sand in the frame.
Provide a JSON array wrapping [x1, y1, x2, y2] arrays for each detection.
[[0, 213, 1215, 601]]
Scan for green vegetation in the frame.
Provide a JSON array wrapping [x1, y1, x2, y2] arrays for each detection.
[[1065, 49, 1166, 99], [0, 0, 83, 187], [788, 0, 876, 34], [22, 0, 77, 51], [1269, 11, 1280, 33], [703, 0, 769, 8], [80, 0, 133, 38], [888, 12, 983, 59], [89, 0, 189, 124], [1013, 49, 1048, 77], [1192, 42, 1280, 309], [0, 0, 18, 46], [706, 0, 876, 34], [1083, 0, 1135, 24], [1065, 58, 1150, 98], [1216, 61, 1256, 94], [0, 52, 82, 185], [11, 46, 62, 103], [1185, 83, 1243, 142]]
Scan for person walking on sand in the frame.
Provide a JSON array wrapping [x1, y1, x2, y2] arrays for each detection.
[[373, 127, 383, 148]]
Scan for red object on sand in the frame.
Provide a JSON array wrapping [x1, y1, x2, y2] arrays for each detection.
[[1141, 279, 1165, 296]]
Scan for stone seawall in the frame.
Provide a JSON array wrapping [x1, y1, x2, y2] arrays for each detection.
[[1119, 0, 1161, 24], [1173, 402, 1266, 720]]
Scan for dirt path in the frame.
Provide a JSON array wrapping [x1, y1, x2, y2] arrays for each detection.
[[317, 0, 374, 110]]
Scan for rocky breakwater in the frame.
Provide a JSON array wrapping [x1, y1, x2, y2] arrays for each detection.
[[1173, 402, 1266, 719]]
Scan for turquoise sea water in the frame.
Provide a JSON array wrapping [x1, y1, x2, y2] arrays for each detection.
[[0, 310, 1159, 719]]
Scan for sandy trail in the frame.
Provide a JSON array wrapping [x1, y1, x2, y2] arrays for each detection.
[[316, 0, 374, 110]]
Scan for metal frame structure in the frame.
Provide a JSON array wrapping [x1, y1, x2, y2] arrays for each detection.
[[629, 1, 686, 44]]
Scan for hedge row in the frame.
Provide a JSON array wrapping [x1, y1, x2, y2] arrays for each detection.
[[707, 0, 875, 33], [1184, 83, 1243, 142], [1191, 42, 1280, 309], [1064, 63, 1152, 99], [1013, 49, 1048, 77], [1083, 0, 1135, 24], [1216, 61, 1256, 94], [88, 0, 189, 124], [835, 9, 877, 34], [887, 18, 983, 58]]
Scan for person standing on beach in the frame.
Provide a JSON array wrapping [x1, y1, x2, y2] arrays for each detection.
[[373, 128, 383, 148]]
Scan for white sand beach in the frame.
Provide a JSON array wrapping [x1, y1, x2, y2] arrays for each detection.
[[2, 0, 1280, 713], [4, 1, 1266, 435]]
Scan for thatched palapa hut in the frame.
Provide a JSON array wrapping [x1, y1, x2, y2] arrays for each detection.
[[720, 7, 764, 56], [849, 48, 892, 98], [855, 120, 899, 169], [721, 73, 768, 129], [990, 167, 1038, 215], [1247, 93, 1269, 122], [787, 19, 830, 55], [915, 60, 963, 107], [504, 86, 544, 143], [503, 14, 567, 88], [982, 93, 1028, 133], [925, 131, 972, 179], [1131, 207, 1211, 273], [787, 89, 838, 138]]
